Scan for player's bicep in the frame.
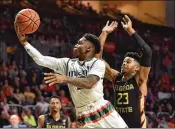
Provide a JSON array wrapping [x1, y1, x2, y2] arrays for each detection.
[[35, 56, 69, 75], [105, 68, 119, 82], [139, 66, 151, 81], [88, 60, 105, 79], [103, 60, 119, 82], [87, 74, 100, 85]]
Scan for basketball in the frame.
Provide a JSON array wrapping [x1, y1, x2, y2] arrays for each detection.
[[15, 9, 40, 34]]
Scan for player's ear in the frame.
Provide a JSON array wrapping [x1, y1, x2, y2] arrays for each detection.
[[86, 45, 92, 53], [135, 65, 140, 72]]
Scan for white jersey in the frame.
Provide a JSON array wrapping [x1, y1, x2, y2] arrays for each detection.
[[24, 43, 105, 108], [65, 58, 105, 108]]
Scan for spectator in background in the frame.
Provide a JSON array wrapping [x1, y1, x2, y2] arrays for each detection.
[[22, 108, 37, 127], [59, 89, 70, 108], [3, 114, 27, 128], [23, 86, 36, 105], [2, 80, 14, 99], [13, 88, 25, 104], [0, 109, 10, 128], [35, 96, 49, 116]]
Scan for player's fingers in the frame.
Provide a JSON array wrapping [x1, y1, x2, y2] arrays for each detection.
[[44, 73, 54, 76], [125, 15, 131, 22], [114, 21, 118, 27], [48, 81, 58, 86], [109, 21, 115, 27], [44, 76, 55, 80], [121, 22, 125, 27], [45, 78, 57, 84], [105, 20, 109, 26], [122, 17, 127, 24], [14, 23, 19, 33]]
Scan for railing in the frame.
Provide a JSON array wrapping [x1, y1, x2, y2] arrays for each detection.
[[144, 12, 165, 24], [7, 104, 36, 113]]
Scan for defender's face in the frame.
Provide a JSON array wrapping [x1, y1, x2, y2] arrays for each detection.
[[73, 37, 92, 58], [49, 98, 61, 112], [121, 57, 139, 74]]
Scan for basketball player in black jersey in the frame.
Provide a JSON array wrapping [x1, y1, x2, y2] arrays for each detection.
[[37, 96, 71, 128], [96, 15, 152, 128]]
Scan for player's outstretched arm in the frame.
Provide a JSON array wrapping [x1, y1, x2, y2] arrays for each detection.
[[44, 60, 105, 89], [121, 15, 152, 80], [96, 21, 118, 59], [44, 73, 99, 89], [96, 21, 119, 82], [121, 15, 152, 95], [14, 22, 68, 75]]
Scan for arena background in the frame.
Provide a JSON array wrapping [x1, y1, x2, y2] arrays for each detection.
[[0, 0, 174, 128]]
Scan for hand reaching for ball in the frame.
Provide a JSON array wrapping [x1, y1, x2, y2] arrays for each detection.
[[14, 22, 26, 45], [14, 9, 40, 45]]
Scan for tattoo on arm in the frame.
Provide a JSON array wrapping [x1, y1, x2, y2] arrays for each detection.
[[66, 75, 100, 89]]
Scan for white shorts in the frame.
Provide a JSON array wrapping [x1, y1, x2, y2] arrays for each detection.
[[76, 98, 128, 128]]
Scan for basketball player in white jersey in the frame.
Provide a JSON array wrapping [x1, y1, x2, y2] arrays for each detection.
[[14, 21, 127, 128]]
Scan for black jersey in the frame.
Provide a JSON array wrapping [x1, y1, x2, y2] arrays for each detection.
[[43, 114, 69, 128], [113, 74, 146, 128]]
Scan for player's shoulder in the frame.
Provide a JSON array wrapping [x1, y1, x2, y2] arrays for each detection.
[[61, 114, 69, 119], [38, 114, 46, 119], [70, 58, 78, 62], [59, 57, 71, 62], [93, 58, 105, 65]]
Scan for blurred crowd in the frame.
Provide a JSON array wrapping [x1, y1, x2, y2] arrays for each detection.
[[0, 1, 175, 128]]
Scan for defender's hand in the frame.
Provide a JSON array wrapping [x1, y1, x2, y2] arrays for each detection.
[[102, 21, 118, 34], [121, 15, 135, 34], [121, 15, 132, 30], [14, 22, 26, 45], [44, 73, 67, 86]]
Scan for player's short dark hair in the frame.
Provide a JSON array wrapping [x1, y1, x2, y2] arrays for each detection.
[[124, 52, 142, 64], [83, 33, 101, 54], [50, 95, 62, 102]]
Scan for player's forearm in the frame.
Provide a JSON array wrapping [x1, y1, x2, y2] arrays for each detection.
[[127, 28, 152, 56], [24, 42, 51, 67], [126, 28, 135, 36], [99, 31, 108, 48], [96, 31, 108, 58], [64, 77, 92, 89], [129, 29, 152, 66], [131, 32, 152, 57], [24, 42, 43, 58]]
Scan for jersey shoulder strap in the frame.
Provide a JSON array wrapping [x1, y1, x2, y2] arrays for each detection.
[[89, 59, 99, 69], [60, 114, 69, 128]]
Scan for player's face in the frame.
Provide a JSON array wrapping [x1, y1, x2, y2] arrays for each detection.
[[121, 57, 139, 74], [73, 37, 92, 58], [49, 98, 61, 112]]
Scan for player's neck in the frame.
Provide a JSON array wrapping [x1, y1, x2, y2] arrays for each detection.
[[51, 112, 60, 121], [78, 54, 94, 61], [122, 72, 135, 81]]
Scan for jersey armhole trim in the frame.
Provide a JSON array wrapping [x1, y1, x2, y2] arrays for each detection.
[[90, 59, 98, 69], [66, 59, 71, 76]]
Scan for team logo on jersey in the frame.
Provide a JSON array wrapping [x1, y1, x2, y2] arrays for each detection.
[[62, 119, 66, 125], [68, 70, 88, 77]]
